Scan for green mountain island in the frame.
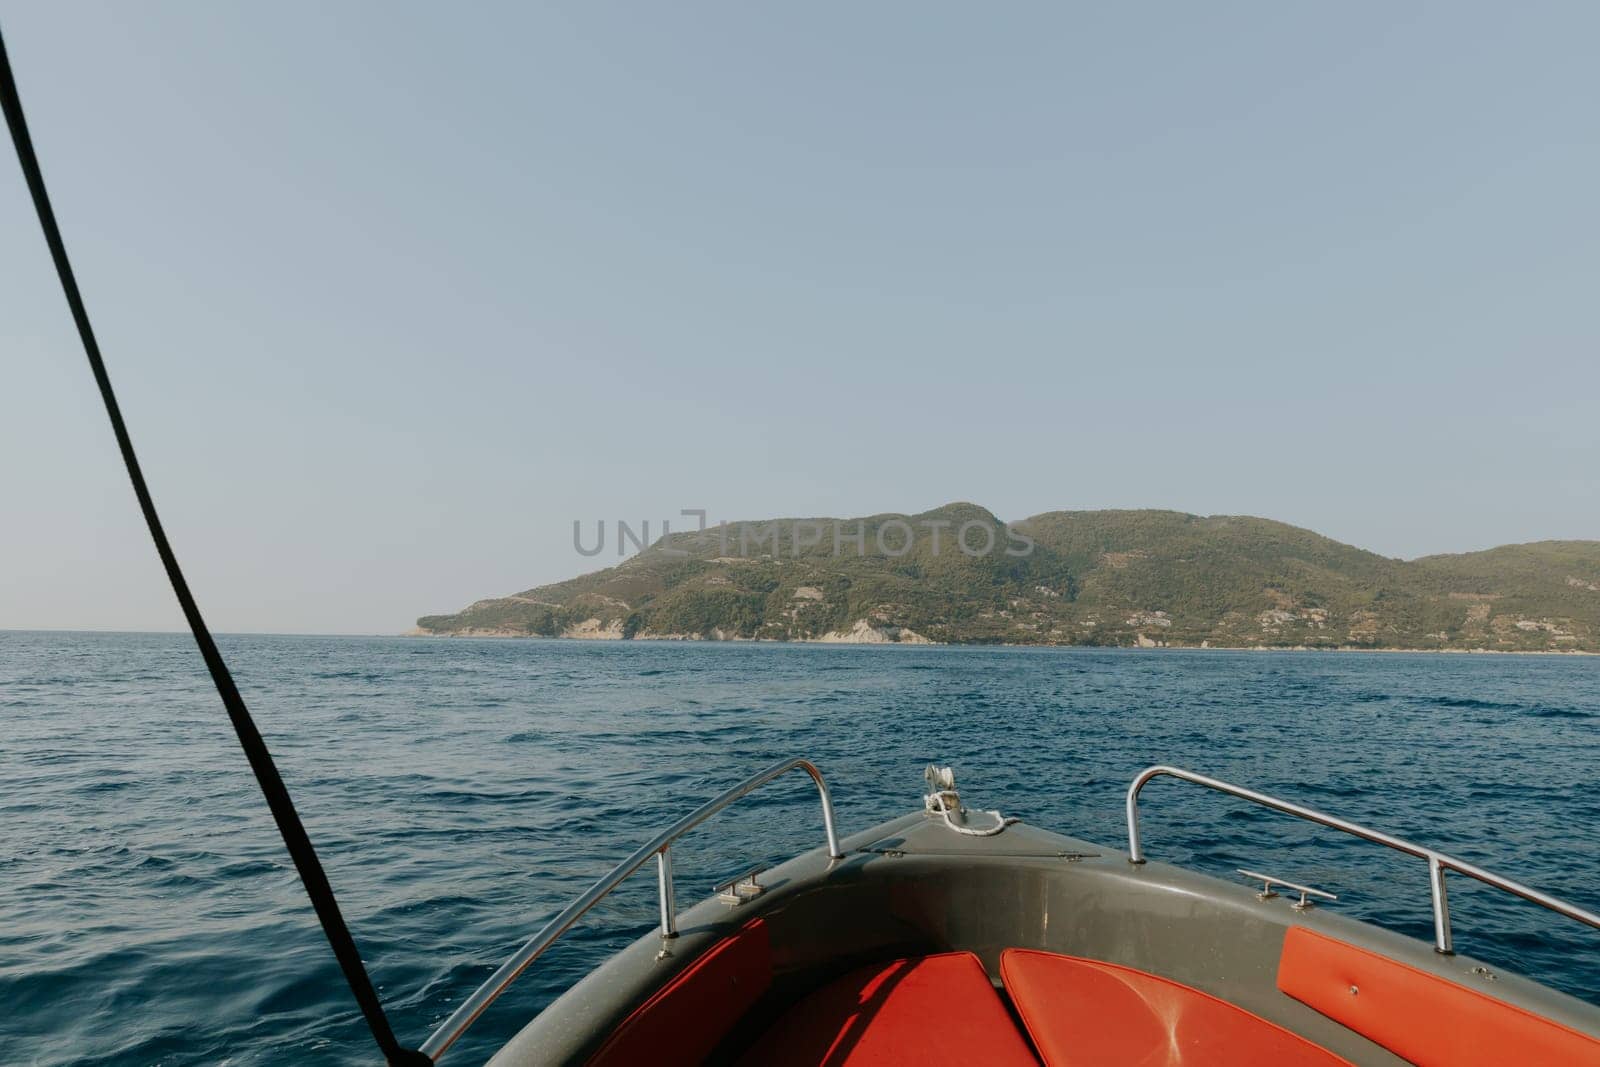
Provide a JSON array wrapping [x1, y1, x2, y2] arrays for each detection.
[[415, 504, 1600, 652]]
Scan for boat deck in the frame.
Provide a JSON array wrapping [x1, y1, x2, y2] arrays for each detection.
[[486, 811, 1600, 1065]]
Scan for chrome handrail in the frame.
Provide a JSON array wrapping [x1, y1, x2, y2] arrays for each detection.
[[1126, 765, 1600, 956], [420, 757, 842, 1061]]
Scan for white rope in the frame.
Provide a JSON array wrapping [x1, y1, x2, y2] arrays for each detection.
[[924, 790, 1017, 837]]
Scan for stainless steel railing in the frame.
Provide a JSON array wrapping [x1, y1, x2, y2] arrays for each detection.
[[1126, 764, 1600, 956], [419, 757, 843, 1061]]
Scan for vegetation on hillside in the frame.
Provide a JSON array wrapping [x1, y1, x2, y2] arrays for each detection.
[[415, 505, 1600, 652]]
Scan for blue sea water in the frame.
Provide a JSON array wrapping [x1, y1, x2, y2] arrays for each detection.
[[1, 632, 1597, 1065]]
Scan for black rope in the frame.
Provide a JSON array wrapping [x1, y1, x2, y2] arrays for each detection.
[[0, 25, 430, 1067]]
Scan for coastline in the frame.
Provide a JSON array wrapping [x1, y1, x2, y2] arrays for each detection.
[[402, 629, 1599, 656]]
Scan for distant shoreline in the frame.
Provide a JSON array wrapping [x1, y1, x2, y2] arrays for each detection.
[[402, 630, 1599, 656], [6, 628, 1592, 655]]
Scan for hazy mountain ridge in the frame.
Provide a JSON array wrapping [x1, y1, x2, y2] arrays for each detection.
[[415, 505, 1600, 652]]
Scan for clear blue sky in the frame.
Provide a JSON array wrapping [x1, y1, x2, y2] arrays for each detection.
[[2, 3, 1596, 634]]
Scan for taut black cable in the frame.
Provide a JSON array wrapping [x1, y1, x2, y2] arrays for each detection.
[[0, 25, 429, 1066]]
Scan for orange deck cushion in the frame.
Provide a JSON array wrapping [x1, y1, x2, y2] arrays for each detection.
[[1001, 948, 1351, 1066], [1276, 926, 1600, 1067], [589, 918, 772, 1066], [737, 950, 1038, 1066]]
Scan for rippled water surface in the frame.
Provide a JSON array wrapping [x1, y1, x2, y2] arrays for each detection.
[[3, 632, 1598, 1064]]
